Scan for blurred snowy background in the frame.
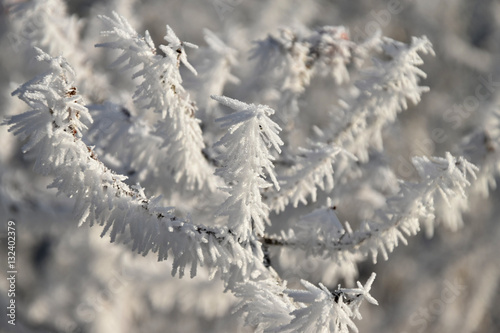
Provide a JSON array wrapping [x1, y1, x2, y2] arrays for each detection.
[[0, 0, 499, 332]]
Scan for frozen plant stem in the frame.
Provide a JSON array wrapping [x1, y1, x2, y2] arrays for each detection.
[[96, 12, 217, 191], [263, 153, 478, 264], [6, 47, 379, 333], [4, 9, 485, 333]]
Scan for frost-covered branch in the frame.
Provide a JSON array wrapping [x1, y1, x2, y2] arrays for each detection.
[[96, 12, 216, 191], [4, 50, 259, 286], [263, 36, 434, 212], [265, 153, 477, 264], [435, 107, 500, 234], [276, 273, 378, 333], [5, 51, 379, 332], [213, 95, 283, 242], [234, 273, 378, 333], [251, 26, 355, 123], [263, 143, 355, 212], [8, 0, 109, 99], [85, 101, 203, 196], [329, 36, 434, 162]]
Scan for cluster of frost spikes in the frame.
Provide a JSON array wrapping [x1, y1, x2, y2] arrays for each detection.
[[5, 47, 379, 333], [213, 95, 283, 242], [233, 273, 378, 333], [4, 9, 482, 333], [8, 0, 109, 99], [279, 273, 378, 333], [250, 26, 355, 124], [4, 48, 258, 285], [267, 152, 478, 265], [262, 36, 434, 213], [95, 12, 216, 191], [263, 143, 355, 213], [435, 106, 500, 234], [3, 2, 500, 333], [328, 36, 435, 163]]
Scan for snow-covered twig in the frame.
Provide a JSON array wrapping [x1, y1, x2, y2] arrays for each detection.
[[96, 12, 217, 191], [264, 153, 477, 265]]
